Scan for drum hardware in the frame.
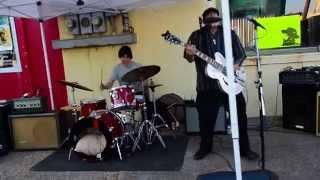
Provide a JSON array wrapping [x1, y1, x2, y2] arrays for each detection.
[[58, 80, 91, 147], [121, 66, 166, 152], [68, 147, 74, 160], [131, 80, 167, 152], [146, 80, 168, 129], [113, 137, 123, 160]]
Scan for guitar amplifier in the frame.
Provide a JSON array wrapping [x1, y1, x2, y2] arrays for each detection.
[[0, 102, 11, 155], [279, 66, 320, 85], [9, 113, 59, 150], [185, 101, 227, 134], [12, 97, 47, 114]]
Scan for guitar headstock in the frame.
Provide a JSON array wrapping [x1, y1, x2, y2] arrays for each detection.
[[161, 30, 182, 45]]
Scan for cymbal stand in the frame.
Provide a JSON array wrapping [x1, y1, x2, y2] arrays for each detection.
[[119, 111, 142, 151], [149, 85, 168, 129], [113, 137, 123, 160], [71, 87, 79, 122], [63, 87, 79, 150], [132, 80, 167, 152]]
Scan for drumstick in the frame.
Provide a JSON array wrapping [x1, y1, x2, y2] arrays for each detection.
[[100, 68, 103, 94], [100, 68, 103, 84]]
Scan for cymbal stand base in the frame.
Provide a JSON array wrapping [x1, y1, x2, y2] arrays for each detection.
[[121, 131, 141, 151], [149, 85, 174, 138], [132, 119, 167, 153], [114, 138, 123, 160], [60, 104, 79, 148], [150, 86, 169, 129], [153, 114, 168, 128]]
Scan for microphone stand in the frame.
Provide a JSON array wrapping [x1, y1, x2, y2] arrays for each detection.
[[253, 23, 267, 170]]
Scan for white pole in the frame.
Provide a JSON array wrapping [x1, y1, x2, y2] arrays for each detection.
[[40, 22, 55, 111], [220, 1, 242, 180], [37, 1, 55, 111]]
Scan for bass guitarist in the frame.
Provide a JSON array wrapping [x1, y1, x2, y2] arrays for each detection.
[[184, 7, 258, 161]]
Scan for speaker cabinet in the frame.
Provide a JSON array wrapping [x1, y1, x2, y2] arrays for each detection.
[[65, 15, 80, 35], [0, 103, 11, 155], [79, 13, 93, 34], [185, 102, 226, 134], [316, 92, 320, 136], [92, 12, 106, 33], [307, 15, 320, 46], [9, 113, 59, 150], [282, 84, 317, 133]]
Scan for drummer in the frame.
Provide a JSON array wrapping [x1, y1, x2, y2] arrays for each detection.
[[101, 46, 138, 89], [100, 45, 148, 100]]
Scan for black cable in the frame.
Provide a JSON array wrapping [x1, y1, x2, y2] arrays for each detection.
[[212, 150, 235, 171], [212, 136, 235, 171]]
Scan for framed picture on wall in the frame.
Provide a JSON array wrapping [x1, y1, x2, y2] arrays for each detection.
[[0, 16, 13, 51], [0, 17, 21, 73]]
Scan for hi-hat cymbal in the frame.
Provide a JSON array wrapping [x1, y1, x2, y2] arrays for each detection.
[[58, 80, 93, 91], [121, 65, 160, 83]]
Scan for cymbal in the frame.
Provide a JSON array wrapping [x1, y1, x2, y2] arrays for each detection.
[[58, 80, 93, 91], [121, 65, 161, 83]]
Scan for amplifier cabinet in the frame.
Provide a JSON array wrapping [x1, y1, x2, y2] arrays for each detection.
[[185, 102, 227, 134], [0, 103, 11, 155], [317, 92, 320, 136], [282, 84, 317, 133], [8, 113, 59, 150]]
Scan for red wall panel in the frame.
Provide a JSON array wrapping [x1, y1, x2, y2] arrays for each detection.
[[0, 18, 67, 110]]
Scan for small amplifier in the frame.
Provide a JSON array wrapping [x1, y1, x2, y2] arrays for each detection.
[[12, 97, 47, 114], [9, 113, 59, 150]]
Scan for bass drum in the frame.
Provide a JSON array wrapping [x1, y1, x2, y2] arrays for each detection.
[[68, 117, 112, 161], [156, 93, 185, 130]]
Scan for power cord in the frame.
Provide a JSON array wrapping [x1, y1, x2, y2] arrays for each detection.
[[212, 136, 235, 171]]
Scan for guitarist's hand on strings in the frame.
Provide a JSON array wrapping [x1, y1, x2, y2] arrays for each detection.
[[234, 64, 241, 71], [185, 41, 197, 56]]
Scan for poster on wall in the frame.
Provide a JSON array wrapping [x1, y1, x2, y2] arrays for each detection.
[[0, 17, 21, 73], [0, 17, 13, 51], [257, 15, 301, 49]]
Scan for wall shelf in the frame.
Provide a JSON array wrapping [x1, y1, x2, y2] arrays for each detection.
[[52, 33, 136, 49]]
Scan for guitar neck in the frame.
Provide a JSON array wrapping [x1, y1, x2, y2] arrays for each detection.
[[182, 43, 225, 72]]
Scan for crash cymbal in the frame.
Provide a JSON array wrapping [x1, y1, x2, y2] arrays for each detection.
[[58, 80, 93, 91], [121, 65, 161, 83]]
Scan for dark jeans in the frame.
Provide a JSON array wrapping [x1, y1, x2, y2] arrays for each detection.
[[196, 90, 250, 154]]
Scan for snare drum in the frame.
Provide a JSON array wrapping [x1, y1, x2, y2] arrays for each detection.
[[110, 85, 136, 110], [80, 97, 106, 117]]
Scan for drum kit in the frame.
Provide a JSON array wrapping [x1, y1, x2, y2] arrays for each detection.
[[58, 65, 169, 161]]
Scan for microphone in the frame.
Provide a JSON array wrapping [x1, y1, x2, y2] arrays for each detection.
[[203, 17, 222, 24], [246, 17, 265, 30]]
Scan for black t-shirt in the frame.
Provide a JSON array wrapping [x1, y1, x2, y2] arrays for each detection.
[[184, 26, 246, 92]]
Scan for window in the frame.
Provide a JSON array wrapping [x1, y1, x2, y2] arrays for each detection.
[[0, 17, 21, 73], [230, 0, 286, 17], [221, 0, 320, 51]]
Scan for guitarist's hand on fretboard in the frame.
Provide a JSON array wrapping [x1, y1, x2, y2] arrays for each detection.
[[234, 64, 241, 71], [185, 42, 197, 56]]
